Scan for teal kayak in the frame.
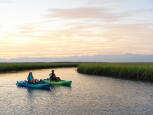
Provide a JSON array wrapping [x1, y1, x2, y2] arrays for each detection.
[[43, 80, 72, 86], [16, 81, 51, 90]]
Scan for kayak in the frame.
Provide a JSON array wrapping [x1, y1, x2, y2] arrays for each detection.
[[16, 81, 51, 90], [43, 80, 72, 86]]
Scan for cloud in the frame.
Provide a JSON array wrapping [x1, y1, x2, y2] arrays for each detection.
[[86, 0, 123, 7], [102, 23, 153, 40], [46, 6, 153, 24], [1, 22, 153, 58], [16, 22, 153, 54], [47, 7, 120, 22], [5, 23, 50, 39], [101, 23, 153, 54], [17, 24, 38, 34], [119, 9, 153, 19]]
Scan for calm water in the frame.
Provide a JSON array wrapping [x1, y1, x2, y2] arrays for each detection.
[[0, 68, 153, 115]]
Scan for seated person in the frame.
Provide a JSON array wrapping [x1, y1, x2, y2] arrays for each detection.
[[27, 72, 34, 83], [49, 70, 61, 81], [27, 72, 40, 84]]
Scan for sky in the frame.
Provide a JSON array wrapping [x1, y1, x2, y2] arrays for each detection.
[[0, 0, 153, 59]]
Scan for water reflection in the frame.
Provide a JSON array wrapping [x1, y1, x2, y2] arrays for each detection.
[[0, 68, 153, 114]]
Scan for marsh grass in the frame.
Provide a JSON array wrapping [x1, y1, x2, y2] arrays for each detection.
[[77, 63, 153, 81], [1, 62, 153, 82], [0, 63, 78, 73]]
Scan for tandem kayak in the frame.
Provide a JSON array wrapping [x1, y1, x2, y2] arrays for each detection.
[[43, 80, 72, 87], [16, 81, 51, 90]]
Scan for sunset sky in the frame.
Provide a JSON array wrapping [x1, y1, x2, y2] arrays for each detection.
[[0, 0, 153, 59]]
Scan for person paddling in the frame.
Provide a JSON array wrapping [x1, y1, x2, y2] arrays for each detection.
[[27, 72, 34, 83], [49, 70, 61, 81], [27, 72, 40, 84]]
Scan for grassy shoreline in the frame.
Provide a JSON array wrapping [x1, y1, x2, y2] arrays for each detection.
[[1, 62, 153, 82], [77, 63, 153, 82], [0, 63, 78, 73]]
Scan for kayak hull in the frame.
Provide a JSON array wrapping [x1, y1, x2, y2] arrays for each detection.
[[16, 81, 51, 90], [43, 80, 72, 86]]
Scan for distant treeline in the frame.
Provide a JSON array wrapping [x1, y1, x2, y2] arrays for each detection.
[[77, 63, 153, 82]]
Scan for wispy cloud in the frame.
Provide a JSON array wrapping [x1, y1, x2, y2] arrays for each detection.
[[6, 21, 152, 57], [47, 6, 153, 24], [47, 7, 120, 22]]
